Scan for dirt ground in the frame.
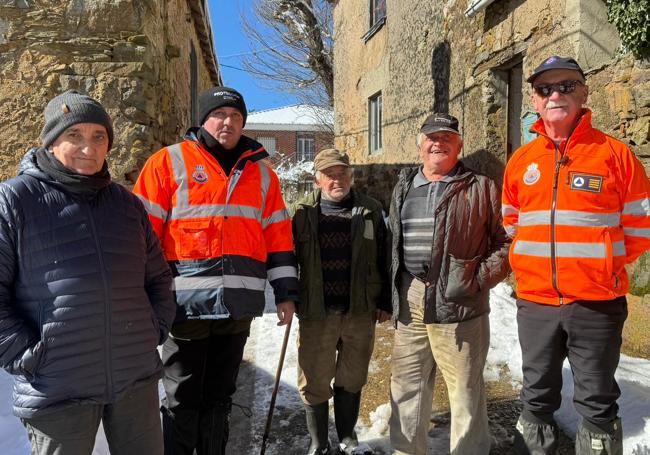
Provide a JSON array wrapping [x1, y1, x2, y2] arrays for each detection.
[[360, 293, 650, 454]]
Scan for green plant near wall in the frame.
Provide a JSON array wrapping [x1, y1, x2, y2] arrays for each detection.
[[605, 0, 650, 58]]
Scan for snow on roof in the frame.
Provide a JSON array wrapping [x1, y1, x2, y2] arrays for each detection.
[[244, 104, 333, 132]]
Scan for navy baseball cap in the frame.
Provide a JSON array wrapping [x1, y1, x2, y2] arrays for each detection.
[[526, 56, 586, 84]]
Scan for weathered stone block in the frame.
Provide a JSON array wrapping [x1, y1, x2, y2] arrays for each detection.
[[630, 252, 650, 296]]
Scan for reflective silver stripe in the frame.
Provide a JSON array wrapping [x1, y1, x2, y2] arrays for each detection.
[[223, 275, 267, 290], [513, 241, 549, 257], [174, 274, 266, 291], [624, 227, 650, 239], [514, 241, 610, 258], [227, 169, 243, 203], [518, 211, 549, 226], [167, 144, 189, 208], [557, 210, 620, 227], [514, 240, 627, 258], [174, 276, 223, 291], [623, 197, 650, 216], [555, 242, 606, 258], [259, 163, 270, 215], [519, 210, 621, 227], [136, 194, 168, 221], [169, 204, 261, 221], [267, 266, 298, 281], [501, 204, 519, 217], [263, 208, 290, 228], [505, 224, 517, 238], [613, 241, 626, 257]]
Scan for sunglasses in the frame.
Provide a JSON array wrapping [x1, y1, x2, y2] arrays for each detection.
[[533, 80, 584, 97]]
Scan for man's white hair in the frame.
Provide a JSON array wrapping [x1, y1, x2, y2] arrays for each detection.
[[416, 132, 425, 148]]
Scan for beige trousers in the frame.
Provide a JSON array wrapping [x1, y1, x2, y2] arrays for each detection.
[[297, 310, 376, 405], [389, 277, 490, 455]]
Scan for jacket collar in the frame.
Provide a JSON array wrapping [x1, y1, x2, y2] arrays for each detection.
[[413, 162, 461, 187], [530, 108, 594, 144], [183, 127, 269, 164]]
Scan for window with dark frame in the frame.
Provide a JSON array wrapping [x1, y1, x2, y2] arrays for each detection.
[[297, 136, 316, 161], [369, 92, 382, 154], [370, 0, 386, 27]]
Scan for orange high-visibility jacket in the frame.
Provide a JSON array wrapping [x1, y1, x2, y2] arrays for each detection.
[[502, 110, 650, 305], [133, 133, 299, 320]]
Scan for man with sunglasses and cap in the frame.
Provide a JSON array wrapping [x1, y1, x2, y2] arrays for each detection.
[[388, 113, 510, 454], [502, 56, 650, 454]]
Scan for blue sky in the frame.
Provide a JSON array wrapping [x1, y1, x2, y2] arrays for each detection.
[[209, 0, 300, 112]]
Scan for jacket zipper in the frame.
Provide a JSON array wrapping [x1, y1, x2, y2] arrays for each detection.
[[86, 204, 113, 399], [547, 128, 577, 305], [550, 146, 564, 304]]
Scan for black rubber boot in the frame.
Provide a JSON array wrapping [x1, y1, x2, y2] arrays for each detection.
[[513, 413, 560, 455], [305, 401, 331, 455], [197, 399, 231, 455], [333, 386, 365, 454], [575, 418, 623, 455]]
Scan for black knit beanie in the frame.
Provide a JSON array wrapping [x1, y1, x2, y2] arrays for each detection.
[[198, 86, 247, 126], [41, 90, 114, 149]]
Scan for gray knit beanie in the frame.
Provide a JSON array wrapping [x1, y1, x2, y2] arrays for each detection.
[[41, 90, 114, 149]]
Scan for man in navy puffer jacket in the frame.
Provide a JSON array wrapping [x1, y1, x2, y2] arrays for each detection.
[[0, 90, 175, 455]]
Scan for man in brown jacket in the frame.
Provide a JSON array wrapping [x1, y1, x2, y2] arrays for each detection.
[[387, 113, 510, 454]]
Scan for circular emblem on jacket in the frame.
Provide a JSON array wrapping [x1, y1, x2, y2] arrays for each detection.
[[573, 176, 585, 187], [523, 163, 541, 186], [192, 164, 209, 183]]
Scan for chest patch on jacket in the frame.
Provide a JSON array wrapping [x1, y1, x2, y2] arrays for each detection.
[[569, 172, 602, 193], [523, 163, 541, 185], [192, 164, 209, 183]]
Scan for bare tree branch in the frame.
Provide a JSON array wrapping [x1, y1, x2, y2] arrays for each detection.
[[240, 0, 334, 109]]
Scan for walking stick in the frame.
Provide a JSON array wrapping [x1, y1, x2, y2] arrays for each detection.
[[260, 317, 293, 455]]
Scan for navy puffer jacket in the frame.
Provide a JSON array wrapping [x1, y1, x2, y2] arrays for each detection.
[[0, 149, 175, 418]]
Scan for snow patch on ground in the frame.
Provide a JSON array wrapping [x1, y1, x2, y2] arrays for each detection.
[[2, 283, 650, 454]]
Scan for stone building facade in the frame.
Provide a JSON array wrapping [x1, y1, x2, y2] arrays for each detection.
[[0, 0, 220, 185], [333, 0, 649, 204]]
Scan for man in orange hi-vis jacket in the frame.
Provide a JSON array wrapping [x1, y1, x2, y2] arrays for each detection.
[[133, 86, 299, 455], [502, 56, 650, 455]]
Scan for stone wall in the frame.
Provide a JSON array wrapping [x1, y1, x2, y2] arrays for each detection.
[[0, 0, 218, 185], [333, 0, 649, 192], [333, 0, 650, 292]]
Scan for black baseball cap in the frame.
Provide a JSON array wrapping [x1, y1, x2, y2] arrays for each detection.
[[526, 56, 586, 84], [420, 113, 460, 135]]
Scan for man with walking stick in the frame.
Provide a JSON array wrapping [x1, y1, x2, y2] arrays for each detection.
[[292, 149, 391, 455], [134, 86, 299, 455]]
